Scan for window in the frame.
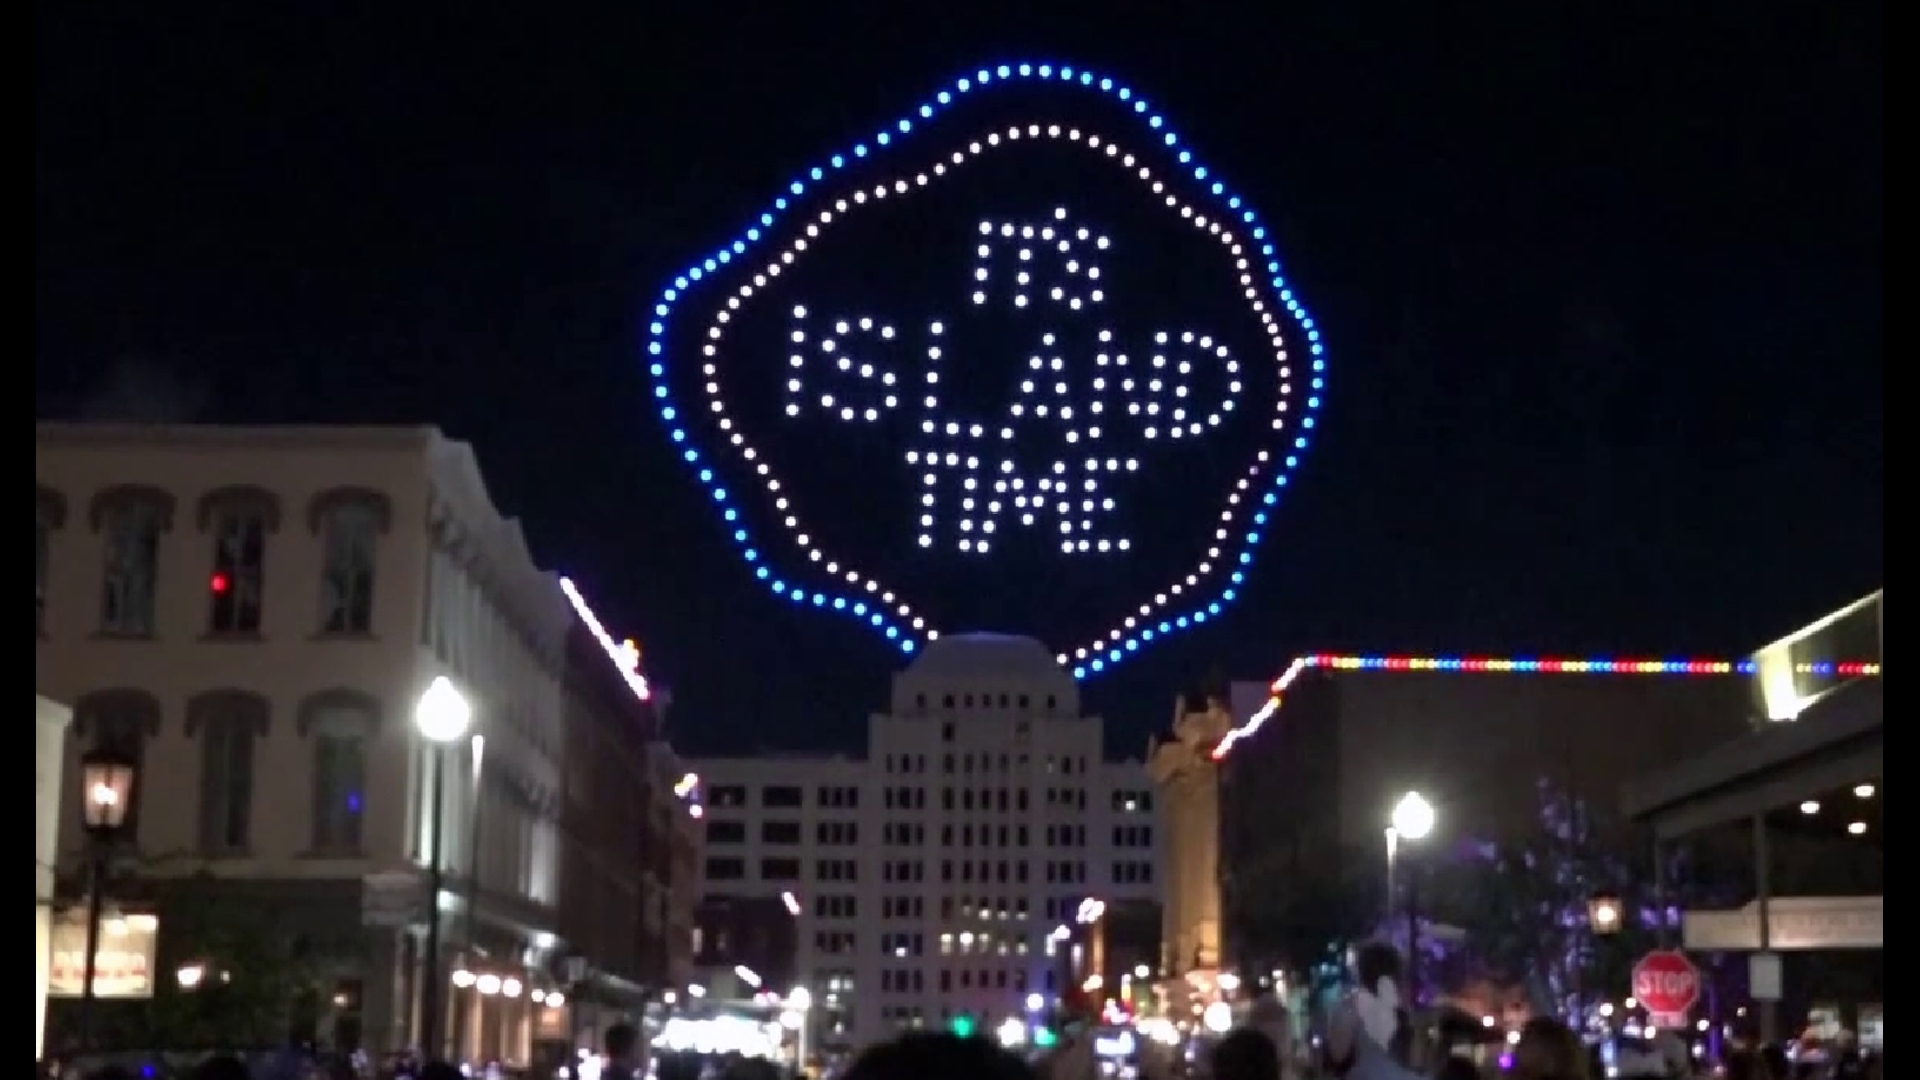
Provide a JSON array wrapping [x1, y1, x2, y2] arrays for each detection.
[[705, 857, 747, 880], [760, 857, 802, 881], [817, 821, 858, 845], [36, 486, 65, 635], [762, 821, 802, 844], [706, 820, 747, 844], [208, 509, 269, 634], [317, 501, 380, 635], [762, 785, 804, 808], [708, 785, 747, 808], [190, 691, 266, 854], [300, 689, 378, 854], [97, 493, 168, 636]]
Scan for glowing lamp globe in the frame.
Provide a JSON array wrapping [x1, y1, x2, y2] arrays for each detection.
[[414, 676, 472, 744], [1589, 893, 1624, 936], [1391, 791, 1436, 841], [79, 745, 138, 837]]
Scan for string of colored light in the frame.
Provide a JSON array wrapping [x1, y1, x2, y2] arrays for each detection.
[[558, 576, 652, 702], [645, 61, 1327, 677], [1210, 654, 1884, 760]]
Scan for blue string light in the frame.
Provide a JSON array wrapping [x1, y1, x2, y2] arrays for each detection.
[[646, 62, 1328, 677]]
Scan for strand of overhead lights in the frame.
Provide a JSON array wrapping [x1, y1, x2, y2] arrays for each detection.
[[1212, 655, 1885, 760], [645, 61, 1326, 679]]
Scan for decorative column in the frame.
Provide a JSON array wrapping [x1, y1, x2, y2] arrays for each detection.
[[35, 695, 74, 1062], [1146, 695, 1232, 982]]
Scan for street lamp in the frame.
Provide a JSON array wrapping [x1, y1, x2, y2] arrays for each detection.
[[415, 676, 471, 1061], [76, 745, 138, 1050], [1389, 791, 1435, 1007], [1588, 894, 1623, 936]]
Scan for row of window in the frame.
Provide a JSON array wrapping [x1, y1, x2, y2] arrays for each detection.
[[704, 820, 862, 846], [701, 781, 1150, 817], [35, 485, 387, 639], [914, 691, 1062, 712], [703, 853, 1157, 888], [71, 686, 377, 856]]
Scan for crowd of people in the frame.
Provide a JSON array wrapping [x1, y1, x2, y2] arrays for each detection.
[[46, 941, 1882, 1080]]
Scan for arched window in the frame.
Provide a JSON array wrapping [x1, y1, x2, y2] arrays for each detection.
[[88, 485, 177, 637], [72, 688, 163, 840], [186, 690, 270, 855], [308, 488, 391, 637], [299, 689, 381, 855], [36, 484, 67, 636], [198, 486, 282, 636]]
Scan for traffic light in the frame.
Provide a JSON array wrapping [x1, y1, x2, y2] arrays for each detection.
[[1032, 1025, 1059, 1048], [950, 1014, 977, 1038]]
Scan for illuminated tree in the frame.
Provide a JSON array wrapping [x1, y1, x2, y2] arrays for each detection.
[[1443, 779, 1661, 1017]]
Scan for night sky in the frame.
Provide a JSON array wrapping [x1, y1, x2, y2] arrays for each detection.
[[36, 6, 1882, 757]]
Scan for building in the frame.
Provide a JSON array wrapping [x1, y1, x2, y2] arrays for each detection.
[[547, 590, 705, 1059], [1624, 592, 1883, 1042], [1205, 637, 1877, 977], [648, 733, 704, 994], [692, 894, 801, 999], [688, 633, 1166, 1050], [35, 695, 73, 1061], [35, 423, 580, 1058]]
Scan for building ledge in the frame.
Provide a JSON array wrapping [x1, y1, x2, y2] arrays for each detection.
[[1622, 679, 1882, 839]]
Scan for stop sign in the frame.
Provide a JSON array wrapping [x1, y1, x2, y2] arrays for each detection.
[[1632, 950, 1701, 1016]]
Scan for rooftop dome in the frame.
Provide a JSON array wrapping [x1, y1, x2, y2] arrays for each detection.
[[903, 633, 1065, 681]]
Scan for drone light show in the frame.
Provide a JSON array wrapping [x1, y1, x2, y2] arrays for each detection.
[[647, 63, 1326, 679]]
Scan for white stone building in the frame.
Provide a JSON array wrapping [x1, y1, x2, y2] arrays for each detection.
[[34, 423, 573, 1057], [689, 633, 1165, 1049], [36, 694, 73, 1061]]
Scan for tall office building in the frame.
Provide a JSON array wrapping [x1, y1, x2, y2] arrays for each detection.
[[689, 633, 1165, 1051]]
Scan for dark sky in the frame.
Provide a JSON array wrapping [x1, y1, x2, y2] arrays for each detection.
[[36, 5, 1883, 757]]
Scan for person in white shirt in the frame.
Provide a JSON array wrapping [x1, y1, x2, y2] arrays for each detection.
[[1323, 942, 1423, 1080]]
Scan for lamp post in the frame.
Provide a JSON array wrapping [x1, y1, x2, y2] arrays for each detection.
[[415, 676, 472, 1061], [76, 745, 139, 1051], [1389, 792, 1435, 1007], [1384, 827, 1399, 928], [1582, 893, 1622, 1028]]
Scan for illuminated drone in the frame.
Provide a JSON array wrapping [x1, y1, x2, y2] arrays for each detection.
[[646, 62, 1328, 678]]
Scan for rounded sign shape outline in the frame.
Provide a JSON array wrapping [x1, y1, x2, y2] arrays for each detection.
[[1631, 949, 1701, 1015], [643, 61, 1329, 678]]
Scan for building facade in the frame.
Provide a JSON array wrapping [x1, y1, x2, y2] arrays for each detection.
[[35, 695, 73, 1061], [689, 633, 1166, 1050], [34, 423, 581, 1058]]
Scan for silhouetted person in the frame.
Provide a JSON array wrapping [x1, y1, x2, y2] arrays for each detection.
[[842, 1032, 1038, 1080], [1510, 1018, 1589, 1080], [602, 1022, 641, 1080], [417, 1062, 463, 1080], [1212, 1028, 1282, 1080], [1722, 1049, 1773, 1080], [193, 1056, 250, 1080]]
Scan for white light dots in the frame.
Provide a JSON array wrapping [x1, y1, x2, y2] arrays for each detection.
[[785, 307, 901, 420], [645, 63, 1329, 676]]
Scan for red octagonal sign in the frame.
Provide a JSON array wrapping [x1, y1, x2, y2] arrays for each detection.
[[1632, 950, 1701, 1016]]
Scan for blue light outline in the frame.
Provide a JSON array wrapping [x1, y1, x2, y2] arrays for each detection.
[[644, 61, 1329, 677]]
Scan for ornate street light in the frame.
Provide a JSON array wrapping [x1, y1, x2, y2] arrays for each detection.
[[76, 745, 140, 1050], [415, 676, 472, 1061]]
